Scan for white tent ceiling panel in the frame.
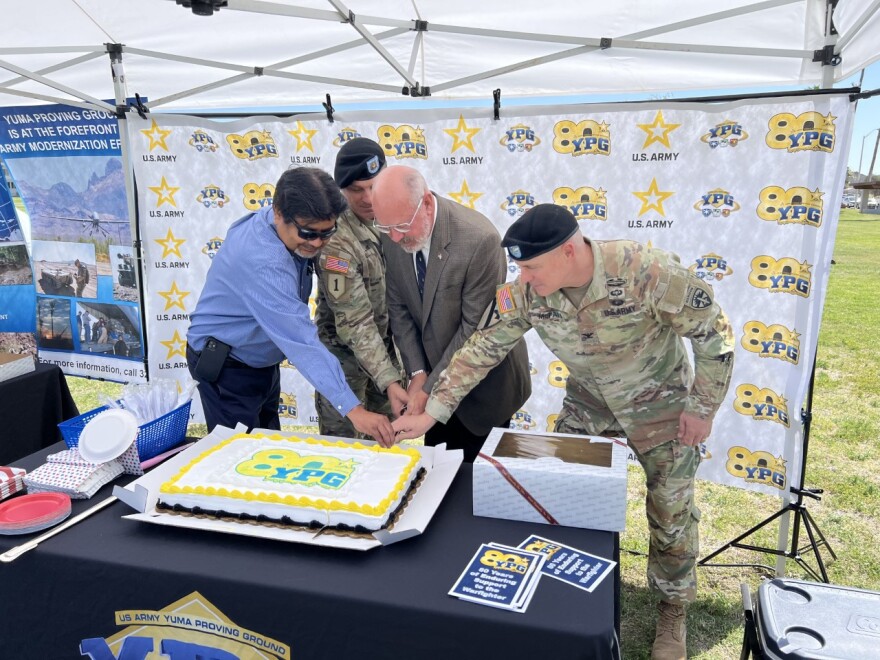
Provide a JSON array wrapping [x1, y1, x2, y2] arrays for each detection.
[[0, 0, 877, 111]]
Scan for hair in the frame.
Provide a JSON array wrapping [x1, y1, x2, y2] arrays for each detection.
[[274, 167, 348, 225]]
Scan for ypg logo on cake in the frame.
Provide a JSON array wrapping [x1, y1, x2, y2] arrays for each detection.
[[553, 119, 610, 157], [237, 449, 356, 489], [757, 186, 824, 227], [226, 130, 278, 160], [554, 186, 607, 221], [700, 119, 749, 149], [377, 124, 428, 160], [749, 255, 812, 298], [765, 111, 835, 153]]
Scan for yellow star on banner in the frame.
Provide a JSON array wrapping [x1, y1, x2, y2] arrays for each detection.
[[288, 121, 318, 152], [809, 188, 824, 205], [154, 228, 186, 259], [149, 176, 180, 208], [637, 111, 681, 149], [160, 330, 187, 360], [633, 178, 674, 216], [158, 281, 191, 311], [141, 119, 173, 151], [448, 179, 483, 209], [443, 115, 481, 153]]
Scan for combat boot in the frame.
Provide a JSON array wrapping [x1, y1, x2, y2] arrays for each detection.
[[652, 600, 686, 660]]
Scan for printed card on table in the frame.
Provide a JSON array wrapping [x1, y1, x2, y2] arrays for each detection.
[[449, 543, 545, 612], [518, 535, 616, 593]]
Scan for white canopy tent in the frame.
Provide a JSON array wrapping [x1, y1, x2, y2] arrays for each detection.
[[0, 0, 878, 113]]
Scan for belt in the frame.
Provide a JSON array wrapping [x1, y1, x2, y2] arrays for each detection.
[[186, 343, 253, 370]]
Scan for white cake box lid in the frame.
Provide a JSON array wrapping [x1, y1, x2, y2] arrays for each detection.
[[115, 424, 463, 550], [473, 427, 629, 532]]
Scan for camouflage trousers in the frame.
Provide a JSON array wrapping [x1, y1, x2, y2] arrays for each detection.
[[556, 410, 701, 605], [315, 353, 396, 439]]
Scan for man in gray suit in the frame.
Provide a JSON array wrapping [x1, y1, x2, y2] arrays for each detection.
[[372, 165, 531, 461]]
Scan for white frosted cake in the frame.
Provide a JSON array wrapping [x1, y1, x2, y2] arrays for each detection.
[[157, 433, 424, 532]]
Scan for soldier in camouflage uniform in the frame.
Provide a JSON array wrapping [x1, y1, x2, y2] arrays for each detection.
[[393, 204, 735, 660], [315, 138, 406, 438]]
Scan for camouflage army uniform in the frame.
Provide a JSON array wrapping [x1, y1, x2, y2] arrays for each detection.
[[425, 239, 735, 605], [315, 208, 402, 438]]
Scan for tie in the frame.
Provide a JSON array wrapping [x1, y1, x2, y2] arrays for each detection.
[[415, 250, 426, 298]]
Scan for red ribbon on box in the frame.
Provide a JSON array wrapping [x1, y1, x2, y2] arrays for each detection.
[[477, 452, 559, 525]]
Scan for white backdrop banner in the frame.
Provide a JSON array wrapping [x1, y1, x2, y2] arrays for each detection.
[[129, 93, 853, 494]]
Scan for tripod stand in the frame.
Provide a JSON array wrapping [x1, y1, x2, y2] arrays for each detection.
[[699, 364, 836, 582]]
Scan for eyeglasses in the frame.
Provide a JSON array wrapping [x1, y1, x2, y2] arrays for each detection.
[[373, 196, 424, 234], [291, 217, 338, 241]]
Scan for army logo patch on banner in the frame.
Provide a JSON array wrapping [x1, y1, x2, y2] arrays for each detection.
[[686, 286, 712, 309]]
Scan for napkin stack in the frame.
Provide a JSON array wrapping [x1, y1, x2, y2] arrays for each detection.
[[23, 449, 123, 499], [0, 466, 26, 501]]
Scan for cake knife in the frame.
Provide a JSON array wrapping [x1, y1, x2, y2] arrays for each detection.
[[0, 495, 117, 563]]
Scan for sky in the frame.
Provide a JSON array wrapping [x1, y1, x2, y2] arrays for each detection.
[[847, 62, 880, 176]]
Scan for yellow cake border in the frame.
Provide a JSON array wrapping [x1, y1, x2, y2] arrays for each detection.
[[159, 433, 422, 517]]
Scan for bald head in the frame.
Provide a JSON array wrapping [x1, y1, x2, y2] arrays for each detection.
[[372, 166, 434, 253], [373, 166, 426, 210]]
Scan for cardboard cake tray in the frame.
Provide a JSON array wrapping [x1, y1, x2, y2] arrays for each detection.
[[114, 424, 463, 551]]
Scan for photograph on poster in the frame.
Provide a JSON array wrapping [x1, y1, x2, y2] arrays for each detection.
[[32, 240, 97, 298], [0, 193, 24, 243], [0, 244, 33, 286], [0, 332, 36, 357], [12, 155, 129, 244], [36, 297, 73, 351], [109, 245, 139, 302], [76, 302, 142, 358]]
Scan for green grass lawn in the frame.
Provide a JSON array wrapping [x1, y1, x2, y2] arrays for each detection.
[[64, 209, 880, 658]]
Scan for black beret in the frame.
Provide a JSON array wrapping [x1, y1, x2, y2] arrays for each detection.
[[502, 204, 579, 260], [334, 138, 386, 189]]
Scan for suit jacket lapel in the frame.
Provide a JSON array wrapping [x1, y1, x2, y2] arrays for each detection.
[[421, 195, 450, 328]]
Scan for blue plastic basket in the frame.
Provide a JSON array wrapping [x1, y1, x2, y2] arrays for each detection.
[[59, 400, 192, 461]]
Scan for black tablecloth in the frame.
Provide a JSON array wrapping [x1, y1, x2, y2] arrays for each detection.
[[1, 443, 621, 660], [0, 363, 78, 465]]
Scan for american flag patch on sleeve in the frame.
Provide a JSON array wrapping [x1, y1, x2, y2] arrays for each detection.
[[497, 284, 516, 313], [324, 255, 350, 273]]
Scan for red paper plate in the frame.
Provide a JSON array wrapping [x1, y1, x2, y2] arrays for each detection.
[[0, 492, 71, 525]]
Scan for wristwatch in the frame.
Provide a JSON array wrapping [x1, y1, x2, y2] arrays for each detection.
[[409, 369, 426, 379]]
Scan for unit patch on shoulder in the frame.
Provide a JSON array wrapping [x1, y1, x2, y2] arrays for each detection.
[[324, 255, 350, 274], [325, 272, 348, 300], [686, 285, 713, 309], [496, 283, 517, 314]]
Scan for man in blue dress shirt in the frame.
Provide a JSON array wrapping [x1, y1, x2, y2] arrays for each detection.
[[187, 167, 395, 445]]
